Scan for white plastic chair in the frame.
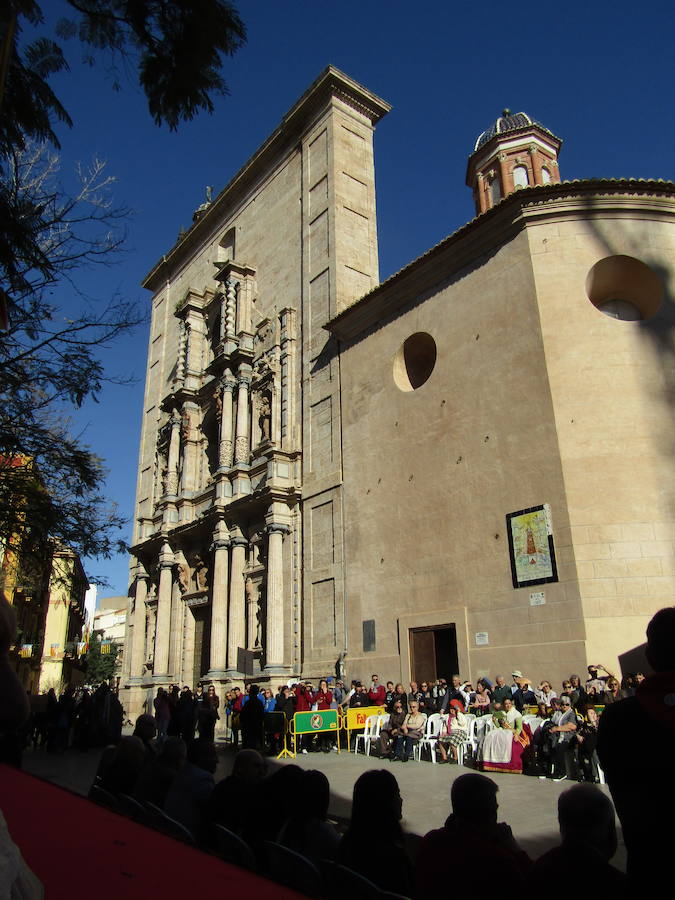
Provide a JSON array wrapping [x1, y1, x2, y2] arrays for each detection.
[[455, 716, 475, 766], [523, 715, 543, 734], [354, 715, 380, 755], [468, 715, 494, 757], [416, 713, 443, 763]]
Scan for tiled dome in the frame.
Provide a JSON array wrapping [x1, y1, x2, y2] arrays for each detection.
[[474, 110, 550, 151]]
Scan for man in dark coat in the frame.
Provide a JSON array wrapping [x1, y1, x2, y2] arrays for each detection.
[[240, 684, 265, 750], [416, 774, 530, 896], [597, 606, 675, 892]]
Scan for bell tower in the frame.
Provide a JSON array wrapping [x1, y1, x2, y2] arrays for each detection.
[[466, 110, 562, 215]]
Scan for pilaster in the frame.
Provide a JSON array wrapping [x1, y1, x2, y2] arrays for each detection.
[[207, 520, 230, 677], [153, 541, 174, 679], [226, 532, 248, 677]]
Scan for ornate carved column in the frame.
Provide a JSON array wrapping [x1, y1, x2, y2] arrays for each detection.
[[176, 320, 187, 386], [164, 410, 182, 496], [226, 531, 248, 674], [180, 404, 199, 492], [153, 542, 174, 677], [208, 520, 230, 675], [224, 277, 237, 340], [234, 374, 251, 464], [218, 377, 236, 469], [130, 564, 149, 679], [264, 523, 289, 672]]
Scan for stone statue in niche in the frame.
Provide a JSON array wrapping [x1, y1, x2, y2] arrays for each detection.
[[258, 392, 272, 443], [213, 385, 222, 417], [245, 577, 263, 649], [336, 651, 347, 682], [181, 411, 191, 442], [176, 562, 190, 594], [194, 557, 209, 592]]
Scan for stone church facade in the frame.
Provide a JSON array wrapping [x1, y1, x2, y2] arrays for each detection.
[[123, 68, 675, 716]]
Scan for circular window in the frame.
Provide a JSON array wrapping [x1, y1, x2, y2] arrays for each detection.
[[586, 255, 663, 322], [393, 332, 437, 392]]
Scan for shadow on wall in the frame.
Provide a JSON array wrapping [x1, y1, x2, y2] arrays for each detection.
[[618, 643, 650, 677], [580, 193, 675, 529]]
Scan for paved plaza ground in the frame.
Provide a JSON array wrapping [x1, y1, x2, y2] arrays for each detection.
[[21, 741, 627, 872]]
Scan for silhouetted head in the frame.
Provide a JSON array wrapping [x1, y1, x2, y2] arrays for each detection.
[[267, 764, 304, 819], [249, 684, 259, 696], [296, 769, 330, 820], [158, 736, 187, 770], [451, 773, 499, 826], [187, 738, 217, 773], [558, 784, 617, 860], [232, 749, 266, 782], [133, 713, 157, 743], [646, 607, 675, 672], [351, 769, 403, 836]]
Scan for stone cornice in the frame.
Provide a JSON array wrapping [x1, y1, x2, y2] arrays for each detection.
[[325, 179, 675, 343], [142, 66, 391, 293]]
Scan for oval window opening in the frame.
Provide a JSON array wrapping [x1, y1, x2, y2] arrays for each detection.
[[393, 332, 437, 392], [586, 255, 663, 322]]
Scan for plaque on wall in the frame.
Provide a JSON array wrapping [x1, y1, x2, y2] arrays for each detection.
[[506, 504, 558, 589]]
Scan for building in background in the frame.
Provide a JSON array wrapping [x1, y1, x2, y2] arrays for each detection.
[[123, 69, 675, 716], [37, 546, 88, 692], [93, 597, 127, 676], [1, 537, 88, 693]]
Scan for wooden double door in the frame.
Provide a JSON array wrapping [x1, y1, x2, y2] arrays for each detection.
[[409, 624, 459, 685]]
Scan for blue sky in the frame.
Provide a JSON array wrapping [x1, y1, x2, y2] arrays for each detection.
[[33, 0, 674, 600]]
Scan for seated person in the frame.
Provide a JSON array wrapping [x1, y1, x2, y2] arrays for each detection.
[[163, 738, 217, 841], [531, 784, 625, 895], [468, 680, 491, 716], [208, 748, 266, 835], [437, 702, 468, 763], [133, 736, 187, 807], [416, 773, 530, 895], [479, 697, 529, 774], [379, 701, 406, 757], [91, 736, 146, 798], [338, 770, 413, 896], [512, 678, 537, 712], [278, 769, 339, 863], [602, 677, 627, 705], [392, 700, 426, 762], [538, 696, 577, 781]]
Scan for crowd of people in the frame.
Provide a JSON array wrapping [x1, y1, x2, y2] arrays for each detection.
[[149, 664, 638, 783], [6, 582, 675, 897], [90, 715, 627, 897]]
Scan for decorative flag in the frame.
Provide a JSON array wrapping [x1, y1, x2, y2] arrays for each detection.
[[19, 644, 32, 658], [101, 640, 111, 655], [50, 643, 59, 657]]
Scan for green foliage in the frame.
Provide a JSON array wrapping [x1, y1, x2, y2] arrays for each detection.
[[0, 2, 246, 569], [86, 629, 120, 684]]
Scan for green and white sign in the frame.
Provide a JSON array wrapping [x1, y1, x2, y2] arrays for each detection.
[[293, 709, 339, 734]]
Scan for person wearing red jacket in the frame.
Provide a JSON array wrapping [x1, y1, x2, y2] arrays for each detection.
[[312, 679, 334, 752], [293, 682, 313, 753], [368, 674, 386, 707]]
